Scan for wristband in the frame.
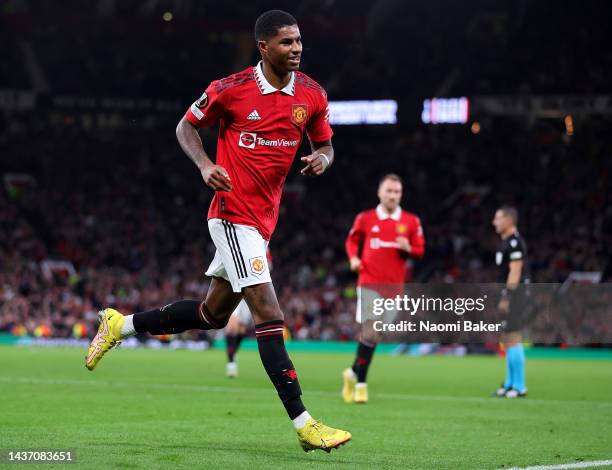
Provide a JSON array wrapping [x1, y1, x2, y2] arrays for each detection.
[[319, 153, 330, 170]]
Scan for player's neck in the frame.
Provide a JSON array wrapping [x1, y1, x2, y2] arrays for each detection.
[[501, 227, 517, 240], [261, 61, 292, 90], [380, 204, 397, 215]]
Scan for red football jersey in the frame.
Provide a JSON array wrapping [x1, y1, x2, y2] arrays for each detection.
[[185, 62, 333, 240], [345, 205, 425, 286]]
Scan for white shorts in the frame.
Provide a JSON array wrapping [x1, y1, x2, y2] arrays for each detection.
[[355, 286, 399, 324], [205, 219, 271, 293], [232, 300, 252, 325]]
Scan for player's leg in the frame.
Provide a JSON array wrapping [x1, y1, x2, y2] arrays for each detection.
[[497, 294, 528, 397], [495, 341, 514, 397], [225, 303, 248, 377], [85, 219, 248, 371], [503, 333, 527, 398], [243, 282, 351, 452], [85, 277, 242, 370], [343, 287, 379, 403], [131, 278, 241, 334], [349, 323, 379, 403]]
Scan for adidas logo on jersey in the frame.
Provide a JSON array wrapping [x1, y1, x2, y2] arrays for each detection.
[[247, 110, 261, 120], [372, 225, 380, 233]]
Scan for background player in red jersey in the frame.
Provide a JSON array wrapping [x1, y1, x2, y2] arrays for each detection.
[[342, 174, 425, 403], [85, 10, 351, 453]]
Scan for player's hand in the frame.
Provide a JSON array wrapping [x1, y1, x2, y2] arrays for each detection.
[[300, 153, 330, 176], [498, 298, 510, 313], [396, 236, 412, 253], [349, 256, 362, 272], [200, 164, 232, 192]]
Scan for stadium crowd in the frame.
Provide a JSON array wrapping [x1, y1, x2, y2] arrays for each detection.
[[1, 0, 611, 341], [1, 112, 610, 340]]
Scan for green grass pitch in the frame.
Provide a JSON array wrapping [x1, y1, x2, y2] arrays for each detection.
[[1, 345, 611, 469]]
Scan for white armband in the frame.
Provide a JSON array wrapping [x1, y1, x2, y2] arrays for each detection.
[[319, 153, 330, 170]]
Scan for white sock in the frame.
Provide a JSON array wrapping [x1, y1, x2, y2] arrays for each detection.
[[345, 368, 357, 379], [120, 315, 136, 338], [292, 410, 312, 430], [356, 382, 368, 389]]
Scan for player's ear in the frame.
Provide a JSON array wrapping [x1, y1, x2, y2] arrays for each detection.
[[257, 39, 268, 56]]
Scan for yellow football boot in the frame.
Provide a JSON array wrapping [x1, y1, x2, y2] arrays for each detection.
[[353, 383, 368, 404], [296, 418, 351, 453], [342, 368, 357, 403], [85, 308, 125, 370]]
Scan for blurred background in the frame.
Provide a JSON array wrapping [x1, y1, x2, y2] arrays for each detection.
[[1, 0, 611, 344]]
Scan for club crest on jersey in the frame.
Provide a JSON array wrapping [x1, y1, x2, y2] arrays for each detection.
[[195, 92, 208, 109], [238, 131, 257, 149], [250, 256, 265, 275], [292, 104, 308, 125], [397, 224, 407, 235]]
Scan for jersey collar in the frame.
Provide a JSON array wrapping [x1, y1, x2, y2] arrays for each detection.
[[254, 61, 296, 96], [376, 204, 402, 221]]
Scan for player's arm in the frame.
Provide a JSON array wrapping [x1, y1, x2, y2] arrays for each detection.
[[397, 217, 425, 259], [499, 259, 523, 313], [505, 240, 525, 291], [346, 213, 365, 272], [302, 89, 333, 176], [176, 117, 231, 192], [178, 85, 232, 192], [506, 260, 523, 290], [301, 139, 334, 176]]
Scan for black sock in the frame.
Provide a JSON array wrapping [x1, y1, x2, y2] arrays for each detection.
[[226, 335, 236, 362], [133, 300, 220, 335], [255, 320, 306, 420], [226, 334, 244, 362], [235, 333, 244, 350], [352, 341, 376, 382]]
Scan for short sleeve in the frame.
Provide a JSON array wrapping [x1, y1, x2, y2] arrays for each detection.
[[185, 81, 226, 128], [306, 90, 333, 143], [508, 238, 524, 261]]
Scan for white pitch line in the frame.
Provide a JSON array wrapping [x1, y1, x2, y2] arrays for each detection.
[[1, 376, 611, 408], [502, 459, 612, 470]]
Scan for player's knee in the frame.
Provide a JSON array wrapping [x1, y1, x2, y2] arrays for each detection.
[[361, 330, 380, 345], [361, 321, 381, 345], [242, 283, 283, 323], [199, 301, 231, 330], [210, 310, 231, 329], [253, 305, 284, 323], [215, 315, 231, 329]]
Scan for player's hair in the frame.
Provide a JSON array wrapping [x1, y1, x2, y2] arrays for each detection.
[[379, 173, 402, 186], [254, 10, 297, 41], [498, 205, 519, 224]]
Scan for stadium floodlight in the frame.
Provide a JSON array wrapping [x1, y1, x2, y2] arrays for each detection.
[[421, 97, 469, 124], [328, 100, 398, 125]]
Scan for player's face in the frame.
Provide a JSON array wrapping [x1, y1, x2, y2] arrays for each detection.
[[378, 180, 402, 212], [492, 210, 511, 235], [259, 25, 302, 72]]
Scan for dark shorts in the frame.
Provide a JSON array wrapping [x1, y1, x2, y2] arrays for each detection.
[[502, 290, 535, 332]]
